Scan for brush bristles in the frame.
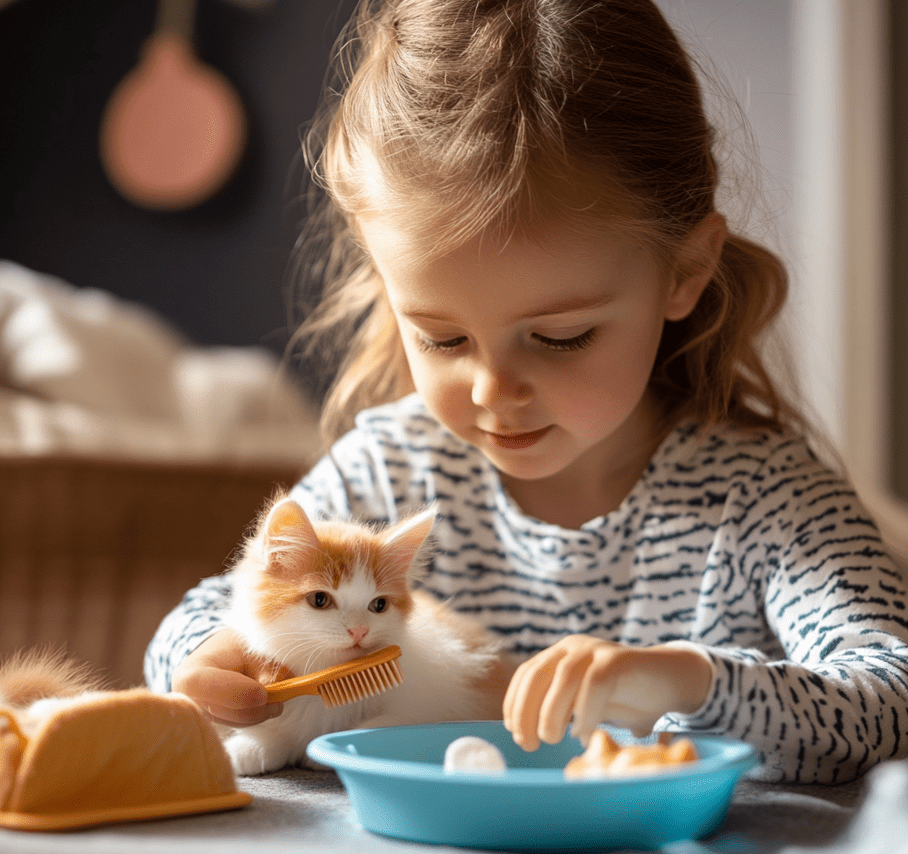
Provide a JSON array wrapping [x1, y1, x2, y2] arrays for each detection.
[[317, 659, 404, 707]]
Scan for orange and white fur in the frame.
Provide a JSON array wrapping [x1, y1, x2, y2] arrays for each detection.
[[0, 649, 106, 737], [221, 496, 502, 775]]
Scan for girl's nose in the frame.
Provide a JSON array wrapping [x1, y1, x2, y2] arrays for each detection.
[[348, 626, 369, 646], [471, 360, 532, 411]]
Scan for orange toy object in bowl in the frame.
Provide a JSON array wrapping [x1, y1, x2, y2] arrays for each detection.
[[564, 729, 698, 779]]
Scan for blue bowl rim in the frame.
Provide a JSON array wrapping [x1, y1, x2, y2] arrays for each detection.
[[307, 721, 759, 787]]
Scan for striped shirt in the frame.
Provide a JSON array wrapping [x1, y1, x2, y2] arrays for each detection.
[[145, 393, 908, 783]]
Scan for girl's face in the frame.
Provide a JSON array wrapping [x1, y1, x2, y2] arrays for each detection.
[[358, 215, 718, 522]]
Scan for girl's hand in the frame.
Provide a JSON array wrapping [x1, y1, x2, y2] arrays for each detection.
[[502, 635, 714, 751], [171, 628, 294, 727]]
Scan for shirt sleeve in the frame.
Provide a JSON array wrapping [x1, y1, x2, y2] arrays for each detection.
[[143, 575, 233, 693], [663, 441, 908, 783]]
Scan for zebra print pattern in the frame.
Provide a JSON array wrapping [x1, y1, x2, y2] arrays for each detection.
[[145, 393, 908, 783]]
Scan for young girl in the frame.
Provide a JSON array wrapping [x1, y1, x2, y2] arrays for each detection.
[[145, 0, 908, 784]]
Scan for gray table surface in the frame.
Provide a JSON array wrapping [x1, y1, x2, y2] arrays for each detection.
[[0, 764, 876, 854]]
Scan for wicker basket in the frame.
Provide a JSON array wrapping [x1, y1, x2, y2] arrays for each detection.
[[0, 456, 302, 688]]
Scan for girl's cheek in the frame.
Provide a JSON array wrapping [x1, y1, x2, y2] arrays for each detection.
[[408, 361, 452, 410], [408, 357, 440, 394]]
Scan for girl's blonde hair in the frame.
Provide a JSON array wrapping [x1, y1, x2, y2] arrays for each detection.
[[292, 0, 800, 444]]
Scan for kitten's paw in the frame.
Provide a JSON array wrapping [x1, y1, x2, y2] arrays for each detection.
[[224, 729, 308, 776], [224, 733, 283, 776]]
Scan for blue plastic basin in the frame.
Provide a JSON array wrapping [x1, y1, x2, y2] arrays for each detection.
[[307, 721, 758, 851]]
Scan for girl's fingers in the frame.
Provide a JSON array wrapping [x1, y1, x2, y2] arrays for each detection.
[[572, 667, 626, 743], [502, 662, 543, 750], [203, 702, 282, 728], [572, 674, 661, 744], [170, 629, 298, 728], [506, 640, 716, 751], [190, 665, 269, 707], [502, 658, 537, 727], [505, 637, 620, 750], [175, 663, 284, 727], [573, 651, 670, 739], [536, 655, 588, 745], [503, 655, 560, 751]]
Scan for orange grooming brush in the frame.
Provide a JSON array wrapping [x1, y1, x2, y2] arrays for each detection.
[[265, 645, 403, 707]]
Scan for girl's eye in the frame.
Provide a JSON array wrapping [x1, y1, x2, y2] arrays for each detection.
[[307, 591, 334, 609], [533, 328, 597, 352], [415, 334, 467, 353], [369, 597, 389, 613], [415, 329, 596, 354]]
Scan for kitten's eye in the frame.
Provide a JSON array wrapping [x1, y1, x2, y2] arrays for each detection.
[[307, 591, 334, 609], [369, 597, 388, 613]]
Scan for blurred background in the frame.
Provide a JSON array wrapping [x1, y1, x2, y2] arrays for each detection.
[[0, 0, 356, 398]]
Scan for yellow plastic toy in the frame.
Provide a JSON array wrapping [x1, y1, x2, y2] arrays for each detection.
[[0, 688, 250, 831]]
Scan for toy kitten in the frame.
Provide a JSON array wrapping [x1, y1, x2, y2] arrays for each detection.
[[221, 496, 503, 775]]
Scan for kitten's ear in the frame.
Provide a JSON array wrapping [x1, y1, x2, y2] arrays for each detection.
[[381, 507, 436, 581], [262, 498, 320, 569]]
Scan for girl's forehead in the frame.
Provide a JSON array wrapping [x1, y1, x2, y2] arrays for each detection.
[[357, 212, 651, 275], [357, 214, 665, 315]]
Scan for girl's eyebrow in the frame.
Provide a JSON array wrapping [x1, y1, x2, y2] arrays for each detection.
[[399, 295, 612, 324], [515, 294, 613, 320]]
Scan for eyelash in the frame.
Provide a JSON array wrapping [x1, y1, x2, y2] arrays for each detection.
[[415, 336, 466, 353], [533, 329, 597, 352], [415, 329, 597, 354]]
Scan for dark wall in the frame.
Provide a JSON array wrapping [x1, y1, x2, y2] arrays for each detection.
[[0, 0, 357, 373]]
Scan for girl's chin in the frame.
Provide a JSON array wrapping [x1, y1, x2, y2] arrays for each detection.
[[484, 451, 570, 483]]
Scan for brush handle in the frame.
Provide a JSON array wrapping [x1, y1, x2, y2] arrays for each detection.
[[265, 676, 320, 703], [265, 646, 402, 703]]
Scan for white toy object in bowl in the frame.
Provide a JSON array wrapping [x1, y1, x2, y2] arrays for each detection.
[[443, 736, 507, 774]]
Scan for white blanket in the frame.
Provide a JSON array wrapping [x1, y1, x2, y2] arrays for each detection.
[[0, 261, 320, 465]]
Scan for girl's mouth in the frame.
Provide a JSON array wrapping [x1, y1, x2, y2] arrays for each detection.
[[484, 427, 552, 450]]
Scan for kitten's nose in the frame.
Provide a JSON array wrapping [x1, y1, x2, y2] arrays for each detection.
[[348, 626, 369, 646]]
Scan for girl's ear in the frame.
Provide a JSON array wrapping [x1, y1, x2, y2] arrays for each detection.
[[262, 498, 320, 569], [664, 212, 727, 322], [381, 507, 436, 582]]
